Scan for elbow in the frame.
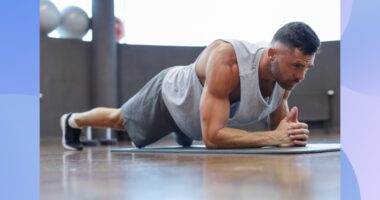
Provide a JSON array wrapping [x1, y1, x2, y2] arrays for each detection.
[[203, 130, 222, 149], [204, 139, 218, 149]]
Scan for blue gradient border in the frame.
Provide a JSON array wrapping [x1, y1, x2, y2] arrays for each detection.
[[341, 0, 380, 199], [0, 0, 378, 199], [0, 1, 39, 199]]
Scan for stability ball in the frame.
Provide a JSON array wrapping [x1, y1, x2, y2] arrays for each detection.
[[40, 0, 60, 35], [58, 6, 90, 39]]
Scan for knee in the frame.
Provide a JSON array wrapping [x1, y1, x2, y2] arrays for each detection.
[[172, 132, 193, 147], [108, 109, 124, 129]]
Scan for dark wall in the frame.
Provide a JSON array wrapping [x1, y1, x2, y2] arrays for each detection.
[[118, 45, 204, 103], [40, 38, 339, 138], [40, 37, 204, 138], [288, 41, 340, 130], [40, 37, 92, 138]]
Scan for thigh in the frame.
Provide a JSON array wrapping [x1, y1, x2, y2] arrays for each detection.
[[120, 69, 176, 147]]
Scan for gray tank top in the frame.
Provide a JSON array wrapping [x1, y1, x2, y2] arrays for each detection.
[[161, 39, 285, 140]]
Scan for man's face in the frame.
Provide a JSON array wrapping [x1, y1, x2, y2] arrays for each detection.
[[270, 45, 315, 90]]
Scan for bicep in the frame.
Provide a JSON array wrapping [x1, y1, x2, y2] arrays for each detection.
[[199, 43, 238, 141]]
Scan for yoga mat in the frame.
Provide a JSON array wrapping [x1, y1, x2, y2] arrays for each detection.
[[111, 143, 340, 155]]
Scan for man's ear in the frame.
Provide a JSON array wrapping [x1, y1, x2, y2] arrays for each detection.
[[268, 47, 276, 61]]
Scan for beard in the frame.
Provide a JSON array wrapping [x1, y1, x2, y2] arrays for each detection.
[[270, 60, 297, 90], [280, 81, 298, 90]]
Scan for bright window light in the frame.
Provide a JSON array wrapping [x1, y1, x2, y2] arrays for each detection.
[[46, 0, 340, 46], [116, 0, 340, 46]]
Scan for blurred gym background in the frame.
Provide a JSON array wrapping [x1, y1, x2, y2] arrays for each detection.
[[40, 0, 340, 143]]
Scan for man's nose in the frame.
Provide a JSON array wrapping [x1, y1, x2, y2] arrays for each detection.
[[297, 70, 306, 81]]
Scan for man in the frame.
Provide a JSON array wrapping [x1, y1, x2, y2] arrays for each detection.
[[61, 21, 320, 151]]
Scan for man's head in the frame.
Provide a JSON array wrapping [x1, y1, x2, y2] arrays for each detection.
[[268, 22, 320, 90]]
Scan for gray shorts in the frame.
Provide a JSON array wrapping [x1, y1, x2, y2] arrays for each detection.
[[120, 68, 185, 148]]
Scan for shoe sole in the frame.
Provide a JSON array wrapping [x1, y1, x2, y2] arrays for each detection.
[[60, 114, 79, 151]]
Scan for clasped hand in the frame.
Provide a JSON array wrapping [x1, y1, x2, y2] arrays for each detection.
[[276, 106, 309, 147]]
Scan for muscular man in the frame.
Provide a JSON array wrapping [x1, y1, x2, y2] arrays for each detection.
[[61, 21, 320, 151]]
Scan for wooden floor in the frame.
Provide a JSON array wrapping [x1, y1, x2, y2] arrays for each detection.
[[41, 132, 340, 200]]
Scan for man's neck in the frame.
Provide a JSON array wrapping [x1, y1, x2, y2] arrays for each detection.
[[259, 48, 275, 82], [257, 48, 276, 98]]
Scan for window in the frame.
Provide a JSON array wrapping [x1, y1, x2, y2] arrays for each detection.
[[116, 0, 340, 46], [46, 0, 340, 46]]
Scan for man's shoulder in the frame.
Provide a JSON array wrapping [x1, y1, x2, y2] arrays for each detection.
[[209, 39, 235, 53], [207, 40, 236, 65]]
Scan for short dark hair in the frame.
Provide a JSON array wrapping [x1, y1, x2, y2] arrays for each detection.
[[272, 22, 320, 55]]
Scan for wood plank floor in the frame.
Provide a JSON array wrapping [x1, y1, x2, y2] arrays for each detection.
[[41, 133, 340, 200]]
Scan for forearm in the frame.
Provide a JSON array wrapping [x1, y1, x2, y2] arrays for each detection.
[[270, 100, 289, 130], [204, 127, 280, 149], [270, 114, 285, 130]]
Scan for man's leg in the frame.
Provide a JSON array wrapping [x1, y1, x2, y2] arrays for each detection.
[[61, 107, 125, 151], [171, 132, 193, 147], [73, 107, 125, 130]]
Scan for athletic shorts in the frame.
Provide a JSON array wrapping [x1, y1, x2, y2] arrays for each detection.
[[120, 68, 186, 148]]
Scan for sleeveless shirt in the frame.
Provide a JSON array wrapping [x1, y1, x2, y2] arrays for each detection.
[[161, 39, 285, 140]]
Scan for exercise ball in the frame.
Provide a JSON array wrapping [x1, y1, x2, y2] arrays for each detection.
[[115, 17, 125, 42], [58, 6, 90, 39], [40, 0, 60, 35]]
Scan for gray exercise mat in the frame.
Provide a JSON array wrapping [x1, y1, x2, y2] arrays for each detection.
[[111, 143, 340, 155]]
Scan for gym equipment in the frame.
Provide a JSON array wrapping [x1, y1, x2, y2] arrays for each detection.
[[81, 127, 99, 146], [81, 127, 117, 146], [57, 6, 90, 39], [100, 128, 118, 145], [40, 0, 61, 35], [326, 89, 335, 132], [111, 143, 340, 155]]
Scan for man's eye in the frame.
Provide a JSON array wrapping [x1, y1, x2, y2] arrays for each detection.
[[294, 64, 302, 68]]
